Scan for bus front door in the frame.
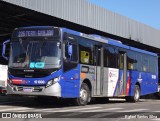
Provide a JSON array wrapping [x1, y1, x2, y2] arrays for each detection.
[[119, 52, 127, 96], [93, 46, 103, 96]]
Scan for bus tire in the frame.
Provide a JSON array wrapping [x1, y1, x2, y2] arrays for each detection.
[[126, 85, 140, 102], [74, 83, 90, 106]]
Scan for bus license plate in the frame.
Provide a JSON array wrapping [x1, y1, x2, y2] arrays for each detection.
[[23, 87, 33, 92]]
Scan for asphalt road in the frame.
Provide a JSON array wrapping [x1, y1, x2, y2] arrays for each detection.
[[0, 95, 160, 121]]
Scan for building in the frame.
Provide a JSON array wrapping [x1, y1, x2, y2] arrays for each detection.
[[0, 0, 160, 65]]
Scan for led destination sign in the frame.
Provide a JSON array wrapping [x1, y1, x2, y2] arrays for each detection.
[[13, 29, 55, 38]]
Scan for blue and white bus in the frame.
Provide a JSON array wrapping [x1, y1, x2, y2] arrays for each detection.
[[3, 26, 158, 105]]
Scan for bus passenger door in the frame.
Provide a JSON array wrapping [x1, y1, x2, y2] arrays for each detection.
[[119, 52, 127, 96], [93, 46, 103, 96]]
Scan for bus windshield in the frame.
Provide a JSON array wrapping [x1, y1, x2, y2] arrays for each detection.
[[9, 38, 61, 69]]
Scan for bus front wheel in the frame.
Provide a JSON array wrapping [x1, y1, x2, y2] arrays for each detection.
[[126, 85, 140, 102], [74, 83, 90, 106]]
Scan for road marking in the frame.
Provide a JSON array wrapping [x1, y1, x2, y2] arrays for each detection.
[[82, 108, 123, 112], [60, 112, 85, 117], [90, 112, 118, 118], [140, 99, 160, 102], [151, 119, 160, 121], [17, 108, 60, 112], [16, 106, 102, 112], [117, 108, 149, 112], [153, 111, 160, 112], [0, 107, 34, 112], [56, 108, 123, 117], [46, 107, 102, 112], [0, 105, 14, 108]]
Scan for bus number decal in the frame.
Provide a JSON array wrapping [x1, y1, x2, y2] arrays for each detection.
[[34, 80, 45, 84]]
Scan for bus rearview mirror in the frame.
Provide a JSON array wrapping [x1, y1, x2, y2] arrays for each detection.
[[2, 39, 10, 60], [68, 44, 73, 56]]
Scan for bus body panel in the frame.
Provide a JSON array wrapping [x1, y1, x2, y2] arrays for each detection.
[[7, 65, 81, 98], [7, 69, 63, 96], [60, 64, 80, 98], [6, 26, 158, 102], [128, 70, 158, 96]]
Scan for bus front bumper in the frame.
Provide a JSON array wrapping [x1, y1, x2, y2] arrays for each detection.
[[7, 83, 61, 97]]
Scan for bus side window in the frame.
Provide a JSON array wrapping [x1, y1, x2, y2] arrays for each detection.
[[63, 33, 78, 72], [104, 46, 118, 68], [79, 38, 94, 65], [65, 42, 76, 61], [81, 51, 90, 64], [127, 51, 137, 70], [64, 35, 78, 62], [143, 55, 149, 72], [136, 54, 142, 71], [119, 54, 124, 69], [149, 56, 156, 74]]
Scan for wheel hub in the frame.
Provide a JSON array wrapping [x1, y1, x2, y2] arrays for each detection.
[[135, 89, 139, 100], [80, 89, 87, 101]]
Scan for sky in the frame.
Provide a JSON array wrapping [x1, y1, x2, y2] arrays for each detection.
[[88, 0, 160, 30]]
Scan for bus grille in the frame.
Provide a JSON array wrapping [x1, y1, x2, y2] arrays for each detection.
[[13, 86, 43, 92]]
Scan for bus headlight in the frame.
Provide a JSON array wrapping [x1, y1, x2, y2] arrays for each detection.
[[46, 77, 60, 88]]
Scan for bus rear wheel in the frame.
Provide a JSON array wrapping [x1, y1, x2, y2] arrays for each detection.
[[74, 83, 90, 106], [126, 85, 140, 102]]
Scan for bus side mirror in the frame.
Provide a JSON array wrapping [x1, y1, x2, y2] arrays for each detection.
[[2, 39, 10, 60]]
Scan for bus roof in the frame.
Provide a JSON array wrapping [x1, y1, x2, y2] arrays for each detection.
[[61, 27, 157, 57], [14, 26, 157, 57], [15, 26, 57, 30]]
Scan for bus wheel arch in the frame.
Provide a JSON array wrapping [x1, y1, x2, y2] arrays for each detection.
[[135, 82, 141, 92], [82, 79, 92, 93], [74, 79, 92, 106], [126, 83, 141, 102], [82, 79, 92, 102]]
